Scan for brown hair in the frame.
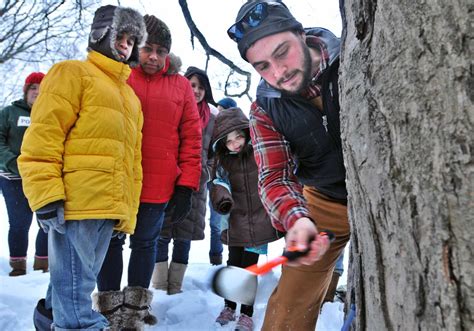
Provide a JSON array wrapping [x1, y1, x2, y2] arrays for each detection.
[[214, 128, 252, 173]]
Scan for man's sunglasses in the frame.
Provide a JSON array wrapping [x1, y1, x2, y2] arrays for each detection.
[[227, 1, 284, 42]]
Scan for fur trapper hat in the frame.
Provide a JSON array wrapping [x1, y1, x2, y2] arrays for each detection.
[[143, 15, 172, 51], [88, 5, 147, 67]]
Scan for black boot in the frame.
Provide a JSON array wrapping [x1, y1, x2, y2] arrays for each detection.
[[33, 299, 53, 331]]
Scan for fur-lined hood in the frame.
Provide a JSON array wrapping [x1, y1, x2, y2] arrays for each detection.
[[166, 53, 182, 75]]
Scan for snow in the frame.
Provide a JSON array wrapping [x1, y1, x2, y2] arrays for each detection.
[[0, 194, 347, 330]]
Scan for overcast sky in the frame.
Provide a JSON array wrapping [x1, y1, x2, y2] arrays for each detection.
[[102, 0, 342, 111]]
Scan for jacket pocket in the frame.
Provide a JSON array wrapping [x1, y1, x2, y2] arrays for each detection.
[[63, 155, 115, 211]]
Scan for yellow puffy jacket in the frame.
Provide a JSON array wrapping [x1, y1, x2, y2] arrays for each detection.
[[18, 51, 143, 234]]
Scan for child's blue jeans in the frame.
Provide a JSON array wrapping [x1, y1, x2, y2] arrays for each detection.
[[44, 219, 114, 330]]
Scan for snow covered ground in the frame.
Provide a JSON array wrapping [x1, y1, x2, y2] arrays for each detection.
[[0, 194, 346, 330]]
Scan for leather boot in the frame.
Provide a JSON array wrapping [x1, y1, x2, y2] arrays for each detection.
[[122, 286, 157, 330], [167, 262, 187, 295], [92, 290, 123, 331], [323, 272, 340, 303], [210, 254, 223, 266], [9, 258, 26, 276], [33, 256, 49, 273], [151, 261, 168, 290]]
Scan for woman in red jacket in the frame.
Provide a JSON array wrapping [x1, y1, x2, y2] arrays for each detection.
[[152, 66, 218, 295], [95, 15, 202, 330]]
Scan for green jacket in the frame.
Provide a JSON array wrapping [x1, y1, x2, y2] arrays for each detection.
[[0, 99, 31, 175]]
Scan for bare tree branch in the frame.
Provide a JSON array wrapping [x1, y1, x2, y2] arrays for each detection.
[[0, 0, 99, 106], [178, 0, 253, 101], [0, 0, 99, 64]]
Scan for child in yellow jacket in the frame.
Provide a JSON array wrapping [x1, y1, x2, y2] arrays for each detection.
[[19, 5, 146, 330]]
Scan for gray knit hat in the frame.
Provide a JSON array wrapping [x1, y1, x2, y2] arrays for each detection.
[[143, 15, 172, 51], [231, 1, 303, 61], [88, 5, 147, 67]]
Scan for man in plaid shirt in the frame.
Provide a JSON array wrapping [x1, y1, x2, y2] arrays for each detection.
[[227, 1, 351, 330]]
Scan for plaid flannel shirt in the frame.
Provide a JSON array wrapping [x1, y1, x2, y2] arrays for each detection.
[[249, 102, 310, 232]]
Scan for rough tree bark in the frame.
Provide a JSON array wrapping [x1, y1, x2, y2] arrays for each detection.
[[339, 0, 472, 330]]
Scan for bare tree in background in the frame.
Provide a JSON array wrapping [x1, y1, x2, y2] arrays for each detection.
[[0, 0, 98, 64], [340, 0, 472, 329], [178, 0, 253, 101], [0, 0, 99, 105]]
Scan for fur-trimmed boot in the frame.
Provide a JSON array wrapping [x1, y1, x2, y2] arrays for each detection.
[[9, 258, 26, 276], [33, 256, 49, 273], [92, 290, 123, 331], [151, 261, 168, 290], [122, 286, 157, 330], [167, 262, 187, 295]]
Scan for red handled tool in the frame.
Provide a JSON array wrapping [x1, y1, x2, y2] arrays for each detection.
[[245, 231, 335, 275], [212, 231, 335, 305]]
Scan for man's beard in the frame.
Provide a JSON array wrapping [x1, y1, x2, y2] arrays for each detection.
[[270, 40, 313, 95]]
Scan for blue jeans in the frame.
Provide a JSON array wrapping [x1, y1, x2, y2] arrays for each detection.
[[44, 219, 115, 330], [156, 237, 191, 264], [334, 250, 345, 276], [0, 178, 48, 258], [208, 188, 223, 258], [97, 203, 166, 290]]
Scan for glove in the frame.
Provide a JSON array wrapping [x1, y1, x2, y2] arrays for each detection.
[[36, 201, 66, 234], [112, 230, 126, 240], [165, 186, 193, 224]]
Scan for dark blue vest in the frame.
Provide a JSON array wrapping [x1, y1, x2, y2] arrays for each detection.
[[256, 58, 347, 201]]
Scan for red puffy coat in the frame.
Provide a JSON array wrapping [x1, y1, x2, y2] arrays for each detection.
[[128, 58, 202, 203]]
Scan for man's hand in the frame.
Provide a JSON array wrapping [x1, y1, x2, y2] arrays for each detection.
[[36, 201, 66, 234], [166, 186, 193, 224], [285, 217, 330, 266]]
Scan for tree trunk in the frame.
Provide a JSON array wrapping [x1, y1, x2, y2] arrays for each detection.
[[339, 0, 472, 330]]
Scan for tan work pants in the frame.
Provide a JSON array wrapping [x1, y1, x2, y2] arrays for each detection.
[[262, 186, 351, 330]]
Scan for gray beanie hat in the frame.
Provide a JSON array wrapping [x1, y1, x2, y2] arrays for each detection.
[[88, 5, 147, 67], [233, 1, 303, 61], [143, 15, 172, 51]]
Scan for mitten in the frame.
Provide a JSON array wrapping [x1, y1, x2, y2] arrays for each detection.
[[36, 200, 66, 234], [210, 183, 234, 215], [166, 186, 193, 224]]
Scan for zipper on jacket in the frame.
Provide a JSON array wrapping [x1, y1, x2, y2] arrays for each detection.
[[242, 157, 256, 246]]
